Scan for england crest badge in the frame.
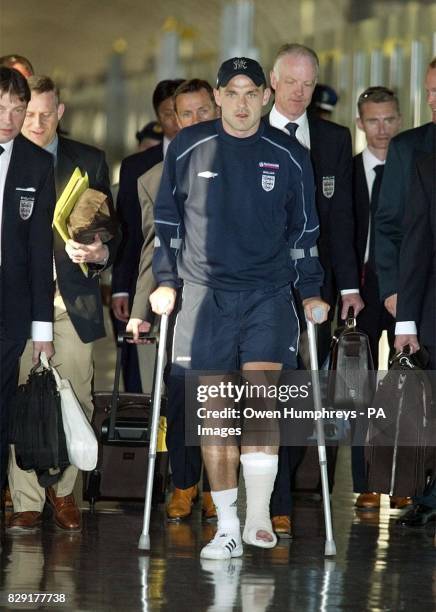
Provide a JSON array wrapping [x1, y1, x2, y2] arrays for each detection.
[[322, 176, 335, 198], [262, 172, 275, 192], [19, 196, 35, 220]]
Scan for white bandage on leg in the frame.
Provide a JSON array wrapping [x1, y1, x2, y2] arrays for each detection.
[[240, 452, 278, 549], [200, 488, 242, 560]]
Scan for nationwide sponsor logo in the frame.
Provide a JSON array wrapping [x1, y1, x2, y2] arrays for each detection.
[[322, 176, 335, 198], [259, 162, 280, 170], [197, 171, 218, 179], [261, 172, 275, 192], [19, 196, 34, 220]]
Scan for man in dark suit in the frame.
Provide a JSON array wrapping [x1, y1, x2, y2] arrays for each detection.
[[394, 147, 436, 527], [375, 57, 436, 319], [127, 79, 219, 522], [8, 75, 120, 532], [267, 43, 363, 537], [351, 86, 406, 510], [0, 67, 55, 489], [111, 79, 183, 392]]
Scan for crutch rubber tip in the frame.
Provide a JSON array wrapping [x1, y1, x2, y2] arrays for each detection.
[[138, 534, 151, 550], [324, 540, 336, 556]]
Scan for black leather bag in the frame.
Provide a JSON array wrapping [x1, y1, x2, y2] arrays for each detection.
[[366, 347, 436, 497], [9, 364, 70, 487], [327, 308, 375, 409]]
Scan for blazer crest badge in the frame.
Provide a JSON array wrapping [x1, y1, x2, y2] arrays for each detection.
[[19, 195, 35, 220], [322, 176, 335, 198]]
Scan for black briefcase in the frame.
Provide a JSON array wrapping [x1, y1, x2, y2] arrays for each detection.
[[83, 333, 169, 508], [328, 308, 375, 409]]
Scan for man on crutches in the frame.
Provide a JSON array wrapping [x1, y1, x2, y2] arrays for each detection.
[[149, 57, 329, 559]]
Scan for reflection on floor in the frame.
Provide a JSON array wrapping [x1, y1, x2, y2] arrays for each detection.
[[1, 478, 436, 611], [2, 320, 435, 611]]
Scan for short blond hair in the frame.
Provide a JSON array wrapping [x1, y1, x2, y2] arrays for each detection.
[[272, 43, 319, 80]]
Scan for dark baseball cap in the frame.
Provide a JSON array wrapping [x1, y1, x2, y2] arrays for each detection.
[[135, 120, 163, 145], [216, 57, 267, 88]]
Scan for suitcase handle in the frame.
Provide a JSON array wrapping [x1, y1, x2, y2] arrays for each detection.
[[117, 331, 158, 346], [108, 323, 163, 441], [346, 306, 356, 329]]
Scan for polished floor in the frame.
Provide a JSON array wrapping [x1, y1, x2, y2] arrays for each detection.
[[1, 467, 436, 612], [2, 319, 435, 611]]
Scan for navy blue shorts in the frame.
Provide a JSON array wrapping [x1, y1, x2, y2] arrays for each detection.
[[171, 282, 299, 374]]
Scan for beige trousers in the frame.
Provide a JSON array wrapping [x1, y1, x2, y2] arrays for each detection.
[[8, 296, 94, 512]]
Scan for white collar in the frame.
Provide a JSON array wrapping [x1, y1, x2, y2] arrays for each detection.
[[362, 146, 386, 171], [270, 105, 308, 132], [163, 136, 171, 158], [0, 139, 14, 154]]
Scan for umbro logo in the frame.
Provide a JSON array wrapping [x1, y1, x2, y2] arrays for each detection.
[[197, 171, 218, 179]]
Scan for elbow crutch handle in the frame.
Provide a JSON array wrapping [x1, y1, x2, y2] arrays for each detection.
[[312, 305, 326, 324]]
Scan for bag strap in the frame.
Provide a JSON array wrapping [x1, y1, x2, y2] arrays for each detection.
[[40, 351, 62, 389]]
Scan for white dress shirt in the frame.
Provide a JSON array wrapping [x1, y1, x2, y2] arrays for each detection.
[[163, 136, 171, 158], [0, 139, 14, 267], [362, 147, 385, 264], [269, 104, 311, 149]]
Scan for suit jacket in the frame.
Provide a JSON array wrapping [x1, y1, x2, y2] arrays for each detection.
[[54, 136, 120, 343], [111, 143, 163, 298], [307, 116, 359, 306], [396, 152, 436, 348], [352, 152, 370, 270], [266, 113, 359, 307], [375, 122, 435, 301], [130, 161, 163, 320], [1, 134, 55, 341]]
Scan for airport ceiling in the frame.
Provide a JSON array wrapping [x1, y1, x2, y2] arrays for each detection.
[[0, 0, 303, 83]]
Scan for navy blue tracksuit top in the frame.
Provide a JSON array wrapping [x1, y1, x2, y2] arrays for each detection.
[[152, 119, 323, 300]]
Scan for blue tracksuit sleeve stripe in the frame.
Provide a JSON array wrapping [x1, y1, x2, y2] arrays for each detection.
[[152, 145, 183, 289]]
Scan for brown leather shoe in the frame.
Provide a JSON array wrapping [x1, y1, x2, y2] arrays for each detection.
[[7, 511, 42, 531], [390, 496, 413, 509], [46, 488, 81, 531], [355, 492, 381, 510], [202, 492, 217, 521], [166, 485, 198, 520], [272, 515, 292, 539]]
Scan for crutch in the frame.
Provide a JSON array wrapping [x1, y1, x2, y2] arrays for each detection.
[[138, 313, 169, 551], [306, 307, 336, 557]]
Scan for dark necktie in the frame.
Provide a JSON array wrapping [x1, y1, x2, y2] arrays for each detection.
[[285, 122, 299, 139], [0, 145, 4, 156], [368, 164, 384, 268]]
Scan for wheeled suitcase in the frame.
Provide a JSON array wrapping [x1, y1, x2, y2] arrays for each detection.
[[83, 332, 169, 508]]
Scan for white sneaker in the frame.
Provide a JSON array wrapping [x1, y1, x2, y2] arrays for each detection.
[[200, 531, 243, 560]]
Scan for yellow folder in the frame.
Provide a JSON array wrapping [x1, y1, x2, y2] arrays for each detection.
[[53, 168, 89, 276]]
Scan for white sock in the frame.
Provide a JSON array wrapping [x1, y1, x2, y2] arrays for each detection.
[[240, 453, 278, 525], [211, 488, 240, 534]]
